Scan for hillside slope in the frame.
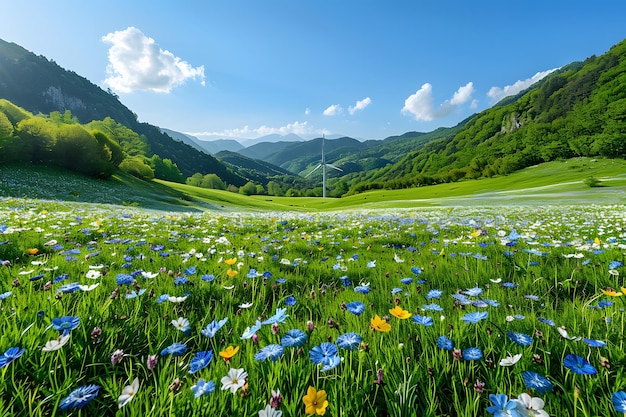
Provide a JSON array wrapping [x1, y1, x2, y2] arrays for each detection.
[[350, 38, 626, 193], [0, 39, 246, 184]]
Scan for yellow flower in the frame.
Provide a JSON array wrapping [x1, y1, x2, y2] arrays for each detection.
[[621, 287, 626, 296], [470, 230, 481, 238], [594, 237, 601, 245], [303, 386, 329, 416], [601, 289, 623, 297], [227, 268, 238, 278], [219, 345, 240, 362], [370, 315, 391, 332], [26, 248, 39, 255], [389, 305, 411, 320], [224, 257, 237, 266]]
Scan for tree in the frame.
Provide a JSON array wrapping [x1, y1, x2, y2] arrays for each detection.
[[239, 181, 257, 196], [267, 180, 283, 196], [201, 173, 226, 190], [150, 155, 184, 183], [186, 173, 203, 187], [119, 156, 154, 180]]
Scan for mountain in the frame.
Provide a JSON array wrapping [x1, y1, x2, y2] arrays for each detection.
[[160, 128, 244, 155], [348, 38, 626, 193], [238, 141, 300, 161], [215, 150, 293, 184], [199, 139, 245, 154], [0, 38, 246, 185], [239, 133, 303, 147]]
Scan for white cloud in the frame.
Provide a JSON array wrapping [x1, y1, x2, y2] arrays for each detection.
[[323, 104, 343, 116], [348, 97, 372, 115], [401, 83, 435, 121], [102, 26, 205, 93], [304, 108, 311, 115], [401, 82, 475, 121], [449, 82, 474, 105], [487, 68, 558, 103], [188, 121, 313, 139]]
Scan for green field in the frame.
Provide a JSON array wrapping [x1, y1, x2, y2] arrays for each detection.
[[2, 157, 625, 212]]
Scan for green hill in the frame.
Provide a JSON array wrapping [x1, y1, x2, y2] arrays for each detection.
[[349, 39, 626, 193], [0, 38, 246, 184]]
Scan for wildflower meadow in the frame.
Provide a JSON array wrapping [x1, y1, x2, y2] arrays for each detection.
[[0, 197, 625, 416]]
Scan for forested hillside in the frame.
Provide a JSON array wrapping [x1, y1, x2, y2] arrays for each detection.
[[347, 39, 626, 193], [0, 39, 246, 185]]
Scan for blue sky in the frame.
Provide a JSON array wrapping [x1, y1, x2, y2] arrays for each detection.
[[1, 1, 625, 141]]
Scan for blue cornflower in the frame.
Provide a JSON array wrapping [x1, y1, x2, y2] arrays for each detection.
[[281, 329, 307, 348], [339, 276, 352, 287], [247, 268, 260, 279], [174, 276, 189, 285], [583, 338, 606, 348], [201, 274, 215, 282], [563, 353, 597, 375], [482, 299, 500, 307], [191, 379, 215, 398], [201, 318, 228, 338], [502, 282, 517, 288], [472, 300, 489, 308], [507, 332, 533, 346], [422, 303, 443, 311], [411, 267, 422, 275], [0, 347, 24, 369], [461, 311, 488, 324], [241, 320, 263, 339], [57, 282, 81, 293], [537, 317, 555, 326], [262, 308, 289, 325], [524, 294, 540, 301], [609, 260, 623, 270], [354, 286, 371, 294], [463, 287, 483, 297], [284, 296, 297, 306], [115, 274, 134, 286], [320, 354, 341, 371], [275, 277, 286, 284], [613, 391, 626, 413], [184, 266, 197, 276], [189, 350, 213, 373], [426, 289, 443, 299], [346, 301, 365, 316], [156, 294, 169, 303], [400, 278, 413, 285], [486, 393, 521, 417], [463, 347, 482, 361], [391, 288, 403, 295], [598, 301, 614, 308], [366, 260, 376, 268], [437, 336, 454, 351], [412, 314, 434, 326], [309, 343, 338, 365], [161, 342, 187, 357], [337, 332, 362, 350], [59, 384, 101, 410], [254, 344, 284, 362], [450, 293, 472, 305], [52, 316, 80, 335], [522, 371, 553, 394]]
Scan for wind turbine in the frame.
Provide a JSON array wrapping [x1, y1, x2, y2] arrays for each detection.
[[305, 134, 342, 198]]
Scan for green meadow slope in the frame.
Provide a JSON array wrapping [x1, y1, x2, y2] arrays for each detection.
[[2, 158, 624, 212]]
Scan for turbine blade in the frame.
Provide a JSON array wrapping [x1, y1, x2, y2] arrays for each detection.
[[326, 163, 343, 172], [305, 164, 322, 177]]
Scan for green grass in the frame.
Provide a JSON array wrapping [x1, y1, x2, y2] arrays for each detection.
[[1, 157, 625, 213]]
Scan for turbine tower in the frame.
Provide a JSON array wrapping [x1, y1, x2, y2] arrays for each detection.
[[305, 134, 342, 198]]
